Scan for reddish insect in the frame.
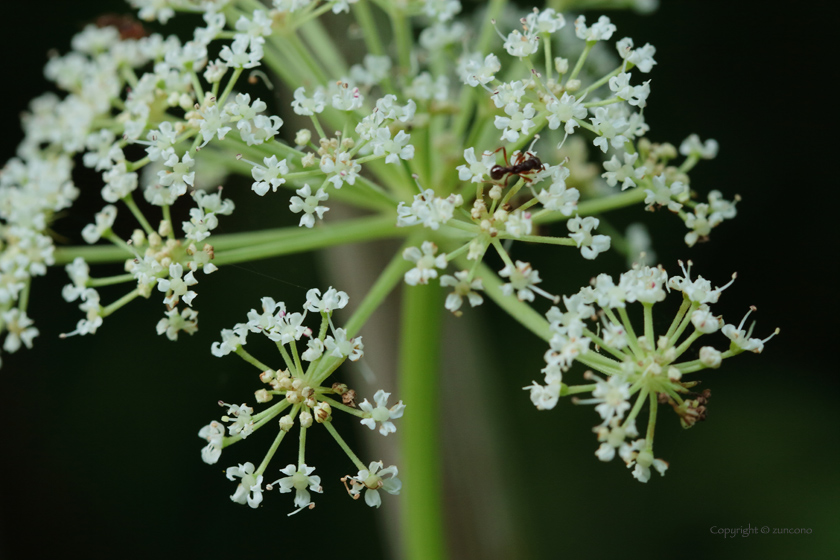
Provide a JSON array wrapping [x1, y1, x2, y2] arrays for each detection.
[[489, 146, 544, 184]]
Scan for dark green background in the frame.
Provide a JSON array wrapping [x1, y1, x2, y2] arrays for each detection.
[[1, 1, 835, 559]]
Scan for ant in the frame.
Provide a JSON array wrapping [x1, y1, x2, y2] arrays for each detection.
[[489, 143, 544, 184]]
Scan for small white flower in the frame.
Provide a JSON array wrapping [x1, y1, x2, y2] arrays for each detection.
[[491, 80, 526, 108], [101, 163, 138, 202], [350, 54, 392, 86], [699, 346, 722, 368], [359, 390, 405, 436], [620, 265, 668, 304], [589, 107, 629, 153], [439, 271, 484, 313], [221, 402, 255, 438], [494, 102, 536, 143], [291, 86, 327, 115], [503, 29, 539, 58], [546, 93, 587, 135], [644, 174, 687, 212], [156, 306, 199, 341], [396, 190, 463, 230], [423, 0, 461, 22], [226, 461, 264, 508], [499, 261, 552, 302], [331, 82, 364, 111], [320, 152, 361, 188], [459, 52, 500, 87], [219, 34, 264, 69], [81, 205, 117, 244], [524, 380, 561, 410], [156, 262, 198, 307], [301, 337, 324, 362], [602, 152, 645, 190], [457, 148, 496, 183], [594, 418, 638, 462], [371, 128, 414, 164], [211, 324, 248, 357], [403, 241, 447, 285], [504, 210, 533, 238], [250, 155, 289, 196], [577, 373, 632, 424], [525, 8, 566, 34], [347, 461, 401, 508], [305, 286, 349, 313], [567, 216, 611, 260], [722, 307, 777, 354], [679, 134, 718, 159], [574, 15, 617, 42], [198, 420, 225, 464], [289, 184, 329, 228], [1, 309, 39, 353], [144, 122, 177, 162], [272, 464, 322, 510], [628, 446, 669, 483], [157, 150, 196, 194], [324, 327, 364, 361]]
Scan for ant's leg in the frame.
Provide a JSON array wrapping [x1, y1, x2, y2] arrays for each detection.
[[488, 146, 510, 167]]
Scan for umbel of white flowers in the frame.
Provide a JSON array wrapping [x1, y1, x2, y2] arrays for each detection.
[[199, 287, 403, 512], [525, 261, 777, 482], [0, 0, 773, 514]]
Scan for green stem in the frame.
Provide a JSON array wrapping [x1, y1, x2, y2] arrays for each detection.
[[344, 237, 416, 337], [322, 420, 367, 471], [399, 282, 446, 560], [236, 346, 272, 371], [212, 214, 402, 266], [88, 274, 134, 287], [389, 6, 413, 77], [256, 428, 288, 477], [566, 42, 594, 83], [643, 303, 654, 348], [532, 187, 647, 225], [471, 260, 551, 341], [122, 193, 155, 235], [53, 245, 130, 265], [101, 288, 140, 317]]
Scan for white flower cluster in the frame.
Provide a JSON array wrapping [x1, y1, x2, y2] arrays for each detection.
[[525, 261, 777, 482], [199, 287, 402, 511]]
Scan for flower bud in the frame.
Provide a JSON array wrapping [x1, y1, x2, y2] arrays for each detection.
[[691, 307, 721, 334], [699, 346, 722, 368], [131, 229, 146, 247], [299, 411, 313, 428], [295, 128, 311, 146], [314, 402, 332, 423], [255, 389, 273, 403], [260, 370, 275, 384], [554, 57, 569, 74], [565, 79, 581, 92], [279, 415, 294, 432]]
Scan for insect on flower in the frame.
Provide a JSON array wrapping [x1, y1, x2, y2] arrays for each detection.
[[489, 137, 545, 184]]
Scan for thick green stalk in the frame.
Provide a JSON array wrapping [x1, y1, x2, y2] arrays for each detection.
[[344, 237, 415, 337], [52, 215, 401, 267], [212, 214, 403, 265], [399, 283, 446, 560], [471, 261, 552, 341]]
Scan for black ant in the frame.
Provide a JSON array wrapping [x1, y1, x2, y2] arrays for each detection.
[[489, 144, 544, 184]]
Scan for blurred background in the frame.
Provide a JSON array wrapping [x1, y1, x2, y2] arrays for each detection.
[[1, 1, 836, 559]]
